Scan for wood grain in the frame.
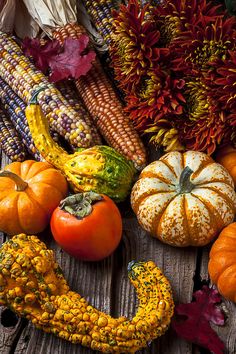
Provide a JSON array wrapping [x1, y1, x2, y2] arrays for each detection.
[[0, 150, 236, 354], [200, 246, 236, 354]]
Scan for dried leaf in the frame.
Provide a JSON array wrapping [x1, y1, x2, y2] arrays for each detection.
[[22, 37, 60, 74], [48, 36, 96, 82], [22, 35, 96, 82], [172, 286, 225, 354]]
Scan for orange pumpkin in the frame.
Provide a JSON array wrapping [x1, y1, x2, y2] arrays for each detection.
[[131, 151, 236, 247], [0, 160, 68, 235], [215, 145, 236, 187], [208, 222, 236, 302]]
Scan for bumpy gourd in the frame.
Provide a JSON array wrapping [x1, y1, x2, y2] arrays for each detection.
[[0, 234, 174, 353], [25, 101, 136, 202]]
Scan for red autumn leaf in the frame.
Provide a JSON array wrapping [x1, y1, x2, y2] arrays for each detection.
[[48, 36, 96, 82], [22, 37, 60, 74], [172, 286, 225, 354]]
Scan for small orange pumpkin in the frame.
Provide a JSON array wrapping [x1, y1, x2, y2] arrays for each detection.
[[208, 222, 236, 302], [0, 160, 68, 235], [215, 145, 236, 186]]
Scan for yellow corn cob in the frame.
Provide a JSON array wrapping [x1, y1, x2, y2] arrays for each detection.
[[0, 32, 93, 150], [53, 23, 147, 170]]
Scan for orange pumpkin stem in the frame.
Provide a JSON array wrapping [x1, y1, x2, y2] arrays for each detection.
[[0, 171, 28, 191]]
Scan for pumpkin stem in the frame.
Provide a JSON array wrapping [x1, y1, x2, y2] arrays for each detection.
[[177, 166, 195, 194], [0, 171, 28, 191], [59, 191, 103, 219]]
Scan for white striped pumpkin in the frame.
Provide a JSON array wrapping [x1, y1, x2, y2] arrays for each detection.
[[131, 151, 236, 247]]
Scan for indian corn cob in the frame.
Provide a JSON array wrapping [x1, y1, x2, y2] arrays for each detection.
[[0, 233, 174, 353], [53, 23, 147, 170], [0, 104, 26, 161], [123, 0, 160, 5], [35, 37, 102, 146], [0, 32, 93, 150], [81, 0, 118, 46], [0, 77, 41, 160], [55, 80, 102, 145]]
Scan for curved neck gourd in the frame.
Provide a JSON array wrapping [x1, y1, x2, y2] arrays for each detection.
[[0, 234, 174, 353], [25, 102, 136, 202], [25, 103, 69, 167]]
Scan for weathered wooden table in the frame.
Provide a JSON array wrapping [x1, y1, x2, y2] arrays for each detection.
[[0, 149, 235, 354]]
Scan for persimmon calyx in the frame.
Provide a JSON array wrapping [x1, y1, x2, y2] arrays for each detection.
[[59, 191, 103, 219]]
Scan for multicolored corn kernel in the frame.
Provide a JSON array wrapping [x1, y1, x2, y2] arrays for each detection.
[[55, 80, 102, 145], [53, 23, 147, 170], [82, 0, 117, 46], [0, 104, 26, 161], [0, 32, 93, 150], [0, 77, 41, 160]]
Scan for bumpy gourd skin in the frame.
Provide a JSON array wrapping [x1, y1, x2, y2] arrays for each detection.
[[25, 104, 136, 202], [0, 234, 174, 353]]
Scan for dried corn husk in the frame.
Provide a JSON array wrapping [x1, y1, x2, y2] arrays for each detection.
[[0, 0, 5, 12], [77, 1, 107, 51], [14, 1, 40, 39], [0, 0, 15, 33], [22, 0, 77, 37], [22, 0, 106, 50], [0, 0, 40, 38]]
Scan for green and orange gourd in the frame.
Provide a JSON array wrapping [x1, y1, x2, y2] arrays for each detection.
[[25, 94, 136, 202]]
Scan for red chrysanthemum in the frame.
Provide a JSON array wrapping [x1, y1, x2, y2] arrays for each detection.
[[111, 0, 186, 129], [175, 77, 234, 154], [152, 0, 224, 47], [171, 16, 236, 74], [204, 50, 236, 115], [110, 0, 236, 154], [111, 0, 164, 93], [125, 68, 185, 130]]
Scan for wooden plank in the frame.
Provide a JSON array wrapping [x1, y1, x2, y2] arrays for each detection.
[[113, 205, 198, 354], [0, 310, 25, 354], [0, 147, 235, 354], [0, 149, 197, 354], [200, 247, 236, 354]]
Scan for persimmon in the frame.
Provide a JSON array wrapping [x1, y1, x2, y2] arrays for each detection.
[[50, 191, 122, 261]]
